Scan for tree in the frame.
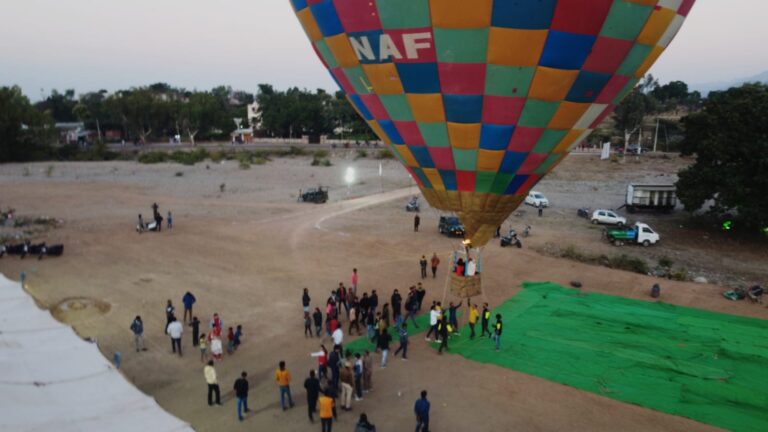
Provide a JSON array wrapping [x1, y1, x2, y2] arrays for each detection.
[[613, 75, 659, 139], [0, 86, 55, 162], [676, 83, 768, 230]]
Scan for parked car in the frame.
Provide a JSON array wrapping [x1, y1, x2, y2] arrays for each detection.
[[591, 209, 626, 226], [524, 191, 549, 208], [298, 187, 328, 204], [605, 222, 660, 247], [438, 216, 465, 237]]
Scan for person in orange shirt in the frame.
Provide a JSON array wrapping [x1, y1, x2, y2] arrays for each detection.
[[318, 389, 336, 432], [275, 360, 294, 411]]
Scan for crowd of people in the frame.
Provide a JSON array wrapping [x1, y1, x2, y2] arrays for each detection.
[[126, 264, 507, 431]]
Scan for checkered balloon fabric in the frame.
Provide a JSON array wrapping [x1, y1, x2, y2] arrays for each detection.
[[291, 0, 695, 246]]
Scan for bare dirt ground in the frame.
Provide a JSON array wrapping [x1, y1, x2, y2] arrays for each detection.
[[1, 152, 766, 432]]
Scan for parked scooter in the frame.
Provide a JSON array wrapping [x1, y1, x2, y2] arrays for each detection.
[[500, 229, 522, 248]]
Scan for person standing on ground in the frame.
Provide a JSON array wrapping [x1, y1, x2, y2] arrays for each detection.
[[394, 322, 409, 360], [276, 360, 295, 411], [182, 292, 196, 324], [492, 314, 503, 351], [468, 303, 479, 339], [391, 289, 402, 329], [369, 290, 379, 316], [378, 327, 391, 368], [234, 371, 250, 421], [137, 214, 145, 233], [304, 370, 321, 423], [210, 312, 223, 330], [130, 315, 146, 352], [204, 360, 221, 406], [319, 389, 336, 432], [199, 332, 208, 362], [430, 253, 440, 278], [339, 362, 354, 411], [310, 345, 329, 382], [403, 290, 419, 328], [419, 256, 428, 279], [416, 283, 426, 311], [165, 300, 175, 331], [447, 302, 461, 336], [538, 203, 543, 217], [414, 214, 420, 232], [332, 324, 344, 353], [328, 345, 341, 392], [425, 305, 440, 342], [349, 300, 361, 335], [414, 390, 431, 432], [437, 316, 449, 354], [302, 288, 311, 313], [313, 307, 323, 337], [481, 303, 491, 338], [353, 353, 364, 400], [166, 317, 183, 356], [351, 268, 358, 296], [362, 350, 373, 393], [305, 311, 313, 337], [233, 325, 243, 351], [190, 316, 200, 347], [167, 210, 173, 230]]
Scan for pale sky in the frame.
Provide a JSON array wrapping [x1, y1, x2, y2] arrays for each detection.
[[1, 0, 766, 100]]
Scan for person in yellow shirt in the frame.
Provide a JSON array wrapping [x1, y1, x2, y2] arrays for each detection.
[[468, 302, 479, 340], [318, 389, 336, 432], [275, 360, 294, 411], [204, 360, 221, 406]]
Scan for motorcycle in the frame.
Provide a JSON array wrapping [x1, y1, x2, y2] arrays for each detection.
[[577, 207, 591, 219], [405, 196, 420, 212], [500, 229, 522, 248]]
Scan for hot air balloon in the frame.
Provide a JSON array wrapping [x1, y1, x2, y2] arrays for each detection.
[[290, 0, 695, 247]]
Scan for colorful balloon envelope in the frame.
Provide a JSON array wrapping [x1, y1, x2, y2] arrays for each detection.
[[291, 0, 695, 246]]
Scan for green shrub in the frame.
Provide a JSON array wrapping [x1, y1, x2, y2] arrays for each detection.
[[138, 152, 168, 164], [356, 149, 368, 159], [375, 148, 395, 159], [209, 150, 226, 163], [321, 159, 332, 167], [670, 268, 690, 281], [658, 256, 674, 268], [239, 160, 251, 170], [607, 254, 649, 275], [313, 149, 329, 158]]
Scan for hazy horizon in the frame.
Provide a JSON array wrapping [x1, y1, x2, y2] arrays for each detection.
[[2, 0, 766, 100]]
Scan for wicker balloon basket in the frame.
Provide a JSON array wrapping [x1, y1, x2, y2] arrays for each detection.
[[450, 273, 482, 298]]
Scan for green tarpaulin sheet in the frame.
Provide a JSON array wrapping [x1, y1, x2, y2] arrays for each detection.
[[442, 282, 768, 432]]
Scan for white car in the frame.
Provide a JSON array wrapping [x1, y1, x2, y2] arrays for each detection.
[[591, 209, 626, 226], [525, 191, 549, 208]]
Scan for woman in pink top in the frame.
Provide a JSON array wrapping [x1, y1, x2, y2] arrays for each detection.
[[350, 268, 358, 295]]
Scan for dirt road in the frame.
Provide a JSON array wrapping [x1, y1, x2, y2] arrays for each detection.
[[1, 156, 764, 431]]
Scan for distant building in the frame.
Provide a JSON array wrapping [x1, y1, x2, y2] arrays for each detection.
[[54, 122, 86, 145], [231, 128, 254, 144], [247, 102, 262, 130]]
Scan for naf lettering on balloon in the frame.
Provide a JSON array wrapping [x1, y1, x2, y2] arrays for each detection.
[[349, 32, 433, 62]]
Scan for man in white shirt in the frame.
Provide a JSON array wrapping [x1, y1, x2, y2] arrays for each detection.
[[425, 304, 441, 342], [332, 326, 344, 351], [166, 317, 184, 356], [466, 258, 477, 276]]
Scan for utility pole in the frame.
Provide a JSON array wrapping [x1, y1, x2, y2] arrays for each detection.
[[653, 117, 660, 152]]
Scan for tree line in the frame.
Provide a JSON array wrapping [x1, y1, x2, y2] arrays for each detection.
[[0, 83, 372, 162]]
